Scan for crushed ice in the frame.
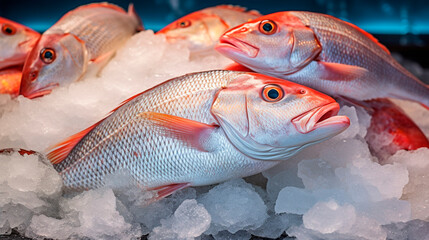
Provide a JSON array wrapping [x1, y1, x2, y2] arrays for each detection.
[[0, 30, 428, 240]]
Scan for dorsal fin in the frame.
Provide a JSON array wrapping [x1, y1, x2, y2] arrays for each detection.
[[109, 91, 144, 114], [325, 15, 390, 54], [46, 120, 102, 164], [128, 3, 144, 31]]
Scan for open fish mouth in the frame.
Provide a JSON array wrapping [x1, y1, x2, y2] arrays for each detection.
[[292, 102, 350, 134], [217, 36, 259, 58]]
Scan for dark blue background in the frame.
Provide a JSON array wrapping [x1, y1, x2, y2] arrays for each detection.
[[2, 0, 428, 66], [1, 0, 428, 35]]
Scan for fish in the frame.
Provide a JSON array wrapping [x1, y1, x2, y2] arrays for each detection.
[[0, 67, 22, 96], [364, 98, 429, 162], [0, 17, 40, 70], [20, 3, 143, 99], [46, 70, 349, 199], [157, 5, 261, 53], [216, 11, 429, 109]]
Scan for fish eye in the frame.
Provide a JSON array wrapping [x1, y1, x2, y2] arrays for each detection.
[[2, 24, 17, 35], [258, 20, 277, 35], [40, 48, 56, 64], [262, 85, 284, 102], [178, 20, 191, 28]]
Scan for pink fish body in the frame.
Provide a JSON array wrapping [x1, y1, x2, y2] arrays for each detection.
[[0, 17, 40, 70], [20, 3, 143, 99], [47, 70, 349, 199], [0, 67, 22, 96], [216, 11, 429, 109], [157, 5, 261, 52]]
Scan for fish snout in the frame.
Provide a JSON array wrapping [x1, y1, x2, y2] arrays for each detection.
[[216, 35, 259, 58], [292, 102, 350, 135], [20, 69, 42, 98]]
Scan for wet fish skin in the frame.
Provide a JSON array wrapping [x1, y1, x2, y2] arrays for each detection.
[[0, 67, 22, 96], [216, 11, 429, 109], [0, 17, 40, 70], [20, 3, 143, 99], [157, 5, 261, 53], [47, 70, 349, 196]]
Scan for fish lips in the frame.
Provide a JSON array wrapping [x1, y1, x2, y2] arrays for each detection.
[[20, 82, 58, 99], [292, 102, 350, 137], [216, 36, 259, 58]]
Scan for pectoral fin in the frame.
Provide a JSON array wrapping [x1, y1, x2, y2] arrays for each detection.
[[317, 62, 369, 81], [139, 112, 218, 152], [89, 51, 116, 77], [148, 182, 191, 201]]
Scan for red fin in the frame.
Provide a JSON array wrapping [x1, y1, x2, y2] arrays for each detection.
[[128, 3, 144, 31], [148, 183, 191, 201], [46, 120, 103, 164], [223, 63, 254, 72], [109, 92, 144, 115], [140, 112, 218, 151], [324, 15, 390, 54], [421, 103, 429, 111], [318, 61, 368, 81], [46, 91, 146, 165]]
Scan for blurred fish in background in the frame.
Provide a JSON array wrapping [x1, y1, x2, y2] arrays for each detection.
[[157, 5, 261, 54], [0, 17, 39, 96], [19, 2, 143, 99]]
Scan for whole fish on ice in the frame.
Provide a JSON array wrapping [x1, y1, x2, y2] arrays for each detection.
[[0, 17, 40, 70], [47, 70, 349, 199], [157, 5, 260, 53], [216, 11, 429, 109], [20, 3, 143, 99]]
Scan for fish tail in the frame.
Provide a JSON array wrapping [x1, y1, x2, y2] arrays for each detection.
[[128, 3, 144, 31]]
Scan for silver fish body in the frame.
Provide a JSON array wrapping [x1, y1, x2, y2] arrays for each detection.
[[48, 70, 349, 191]]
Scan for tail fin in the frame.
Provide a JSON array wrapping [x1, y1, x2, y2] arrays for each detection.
[[128, 3, 144, 31], [46, 121, 101, 165]]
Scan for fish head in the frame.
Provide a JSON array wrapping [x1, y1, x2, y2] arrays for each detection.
[[20, 33, 88, 98], [0, 17, 40, 69], [211, 72, 349, 160], [157, 11, 229, 52], [216, 12, 322, 75]]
